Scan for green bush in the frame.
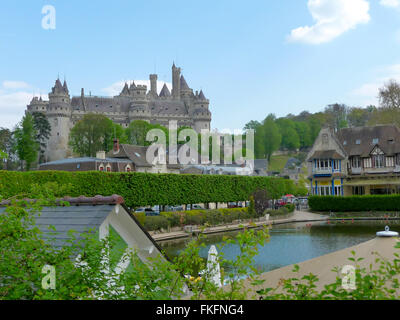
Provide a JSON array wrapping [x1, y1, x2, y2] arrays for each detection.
[[143, 216, 169, 231], [309, 195, 400, 212], [284, 203, 295, 213], [266, 206, 290, 217], [0, 171, 298, 208]]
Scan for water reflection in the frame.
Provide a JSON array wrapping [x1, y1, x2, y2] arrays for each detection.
[[160, 220, 400, 273]]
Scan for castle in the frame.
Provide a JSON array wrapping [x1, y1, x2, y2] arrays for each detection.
[[27, 63, 212, 162]]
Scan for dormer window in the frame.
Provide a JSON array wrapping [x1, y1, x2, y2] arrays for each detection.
[[373, 138, 379, 144]]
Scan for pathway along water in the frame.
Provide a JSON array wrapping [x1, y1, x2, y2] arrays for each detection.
[[159, 219, 400, 273]]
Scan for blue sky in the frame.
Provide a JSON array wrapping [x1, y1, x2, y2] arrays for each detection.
[[1, 0, 400, 130]]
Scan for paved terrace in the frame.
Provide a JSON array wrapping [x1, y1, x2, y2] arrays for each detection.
[[151, 211, 328, 242]]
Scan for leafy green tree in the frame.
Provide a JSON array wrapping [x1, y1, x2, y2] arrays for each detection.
[[69, 113, 124, 157], [294, 122, 312, 148], [276, 118, 300, 151], [14, 113, 38, 171], [261, 115, 282, 160], [32, 112, 51, 164], [0, 128, 18, 170], [126, 120, 152, 146]]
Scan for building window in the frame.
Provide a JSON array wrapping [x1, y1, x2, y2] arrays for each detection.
[[373, 155, 384, 168], [351, 156, 361, 168], [125, 165, 132, 172], [318, 186, 332, 196], [373, 138, 379, 144], [352, 186, 365, 195], [356, 139, 361, 145], [322, 134, 328, 144], [106, 164, 112, 172], [99, 165, 104, 171]]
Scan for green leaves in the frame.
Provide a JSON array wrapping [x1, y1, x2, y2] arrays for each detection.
[[0, 171, 298, 208]]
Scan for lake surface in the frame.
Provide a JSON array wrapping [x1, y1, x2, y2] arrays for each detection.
[[160, 220, 400, 273]]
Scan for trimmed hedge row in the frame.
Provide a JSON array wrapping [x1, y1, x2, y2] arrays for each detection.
[[141, 208, 251, 232], [0, 171, 299, 208], [309, 195, 400, 212]]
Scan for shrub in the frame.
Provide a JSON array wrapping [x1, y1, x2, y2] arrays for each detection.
[[0, 171, 298, 208], [308, 195, 400, 212], [284, 203, 295, 213], [143, 216, 169, 231]]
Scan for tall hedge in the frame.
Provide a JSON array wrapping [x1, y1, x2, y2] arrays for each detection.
[[309, 195, 400, 212], [0, 171, 298, 208]]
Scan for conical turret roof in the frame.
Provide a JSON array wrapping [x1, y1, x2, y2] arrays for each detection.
[[180, 75, 190, 90], [198, 90, 207, 100], [121, 83, 130, 95], [159, 83, 171, 97]]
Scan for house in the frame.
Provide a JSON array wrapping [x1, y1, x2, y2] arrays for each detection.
[[0, 195, 165, 264], [39, 152, 134, 172], [107, 139, 181, 174], [180, 159, 268, 176], [39, 140, 181, 174], [307, 125, 400, 196]]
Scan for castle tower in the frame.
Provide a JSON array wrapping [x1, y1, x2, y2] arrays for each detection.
[[46, 78, 72, 161], [27, 96, 47, 114], [172, 63, 181, 99], [149, 74, 158, 96], [129, 84, 150, 123], [193, 90, 211, 132]]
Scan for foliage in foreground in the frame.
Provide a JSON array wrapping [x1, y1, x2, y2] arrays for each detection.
[[258, 249, 400, 300]]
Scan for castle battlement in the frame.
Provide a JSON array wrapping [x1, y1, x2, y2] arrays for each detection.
[[26, 63, 212, 162]]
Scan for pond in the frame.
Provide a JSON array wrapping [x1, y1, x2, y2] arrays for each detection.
[[159, 220, 400, 273]]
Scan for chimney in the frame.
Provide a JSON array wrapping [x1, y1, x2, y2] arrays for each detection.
[[96, 151, 106, 160], [113, 138, 120, 153]]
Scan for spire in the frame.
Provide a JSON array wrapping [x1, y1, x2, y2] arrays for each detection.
[[63, 80, 69, 94], [159, 83, 171, 97], [198, 90, 206, 100], [129, 81, 136, 90], [121, 83, 130, 95], [180, 75, 190, 90]]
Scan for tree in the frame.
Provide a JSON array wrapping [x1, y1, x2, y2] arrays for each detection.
[[379, 79, 400, 109], [69, 113, 116, 157], [294, 122, 312, 149], [347, 107, 370, 128], [126, 120, 152, 146], [324, 103, 349, 130], [14, 113, 38, 171], [0, 128, 18, 170], [276, 118, 300, 151], [261, 114, 281, 160], [32, 112, 51, 164]]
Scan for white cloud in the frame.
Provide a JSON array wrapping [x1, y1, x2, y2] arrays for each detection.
[[2, 81, 30, 90], [288, 0, 370, 44], [102, 80, 172, 96], [350, 64, 400, 106], [380, 0, 400, 8], [0, 81, 46, 129]]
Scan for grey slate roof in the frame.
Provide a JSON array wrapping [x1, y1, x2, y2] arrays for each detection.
[[336, 125, 400, 157], [159, 84, 171, 97], [0, 205, 112, 249], [40, 157, 132, 166], [180, 76, 190, 90]]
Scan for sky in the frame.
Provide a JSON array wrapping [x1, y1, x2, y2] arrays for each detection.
[[1, 0, 400, 130]]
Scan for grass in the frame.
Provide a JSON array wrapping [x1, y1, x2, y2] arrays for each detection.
[[269, 155, 291, 172]]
